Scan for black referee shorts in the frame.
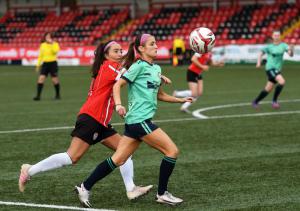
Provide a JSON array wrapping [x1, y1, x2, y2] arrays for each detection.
[[71, 114, 117, 145], [175, 47, 183, 55], [187, 69, 203, 83], [40, 61, 58, 77]]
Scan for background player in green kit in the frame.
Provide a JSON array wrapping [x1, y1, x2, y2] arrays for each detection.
[[252, 30, 294, 109], [75, 34, 193, 207]]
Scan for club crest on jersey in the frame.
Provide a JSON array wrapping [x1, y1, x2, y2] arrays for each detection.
[[93, 133, 98, 140]]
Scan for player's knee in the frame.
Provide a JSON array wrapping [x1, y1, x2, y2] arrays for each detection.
[[165, 146, 179, 158], [173, 147, 180, 157], [111, 157, 125, 167], [264, 87, 272, 92], [279, 79, 285, 86]]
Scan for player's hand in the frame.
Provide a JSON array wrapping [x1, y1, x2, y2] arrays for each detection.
[[202, 65, 209, 71], [185, 97, 194, 102], [180, 97, 193, 103], [161, 75, 172, 84], [256, 62, 261, 68], [218, 61, 225, 66], [115, 105, 126, 118], [288, 45, 295, 57]]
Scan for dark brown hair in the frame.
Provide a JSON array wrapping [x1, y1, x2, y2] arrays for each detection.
[[91, 40, 115, 78], [122, 34, 144, 69], [41, 32, 52, 43]]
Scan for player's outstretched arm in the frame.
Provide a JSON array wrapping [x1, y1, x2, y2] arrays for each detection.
[[157, 87, 193, 103], [211, 60, 225, 67], [161, 74, 172, 85], [256, 51, 264, 68], [288, 45, 294, 57]]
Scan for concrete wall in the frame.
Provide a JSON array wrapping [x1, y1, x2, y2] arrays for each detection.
[[0, 0, 7, 15], [10, 0, 55, 7]]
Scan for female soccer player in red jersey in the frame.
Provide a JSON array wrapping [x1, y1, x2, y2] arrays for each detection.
[[19, 40, 152, 201], [173, 52, 224, 113], [75, 34, 193, 207]]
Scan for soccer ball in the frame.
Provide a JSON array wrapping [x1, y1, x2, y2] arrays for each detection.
[[189, 27, 215, 54]]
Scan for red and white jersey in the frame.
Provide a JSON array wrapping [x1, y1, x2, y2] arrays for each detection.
[[79, 60, 123, 127], [188, 52, 212, 75]]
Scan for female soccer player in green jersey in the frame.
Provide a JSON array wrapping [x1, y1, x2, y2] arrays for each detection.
[[252, 30, 294, 109], [75, 34, 193, 207]]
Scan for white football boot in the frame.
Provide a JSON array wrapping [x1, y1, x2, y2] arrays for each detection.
[[74, 183, 92, 208], [156, 191, 183, 205], [126, 185, 153, 200]]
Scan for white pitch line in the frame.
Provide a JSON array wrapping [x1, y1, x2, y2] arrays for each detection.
[[0, 119, 198, 134], [0, 126, 74, 134], [1, 99, 300, 135], [208, 110, 300, 119], [192, 99, 300, 119], [0, 201, 115, 211]]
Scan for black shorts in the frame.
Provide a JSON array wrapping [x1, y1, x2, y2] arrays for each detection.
[[187, 69, 203, 83], [124, 119, 159, 140], [71, 114, 117, 145], [266, 69, 281, 84], [40, 61, 58, 77], [175, 48, 182, 55]]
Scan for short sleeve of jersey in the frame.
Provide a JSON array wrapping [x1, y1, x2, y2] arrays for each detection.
[[194, 53, 201, 58], [283, 43, 289, 52], [122, 62, 142, 83], [262, 45, 269, 54]]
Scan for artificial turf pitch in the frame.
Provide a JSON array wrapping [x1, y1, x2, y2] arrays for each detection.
[[0, 63, 299, 211]]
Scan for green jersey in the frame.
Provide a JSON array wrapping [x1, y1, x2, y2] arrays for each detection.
[[122, 60, 161, 124], [262, 42, 289, 71]]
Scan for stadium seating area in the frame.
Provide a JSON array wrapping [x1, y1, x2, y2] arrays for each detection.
[[114, 2, 300, 48], [0, 11, 46, 45], [0, 2, 299, 48], [0, 8, 129, 47]]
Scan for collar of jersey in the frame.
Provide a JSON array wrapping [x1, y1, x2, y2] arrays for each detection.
[[103, 60, 121, 68], [138, 59, 153, 66]]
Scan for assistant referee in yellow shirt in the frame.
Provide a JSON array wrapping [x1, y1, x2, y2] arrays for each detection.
[[172, 36, 185, 66], [34, 32, 61, 101]]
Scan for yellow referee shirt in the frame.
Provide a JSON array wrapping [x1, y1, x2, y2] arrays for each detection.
[[173, 38, 185, 53], [36, 42, 60, 67]]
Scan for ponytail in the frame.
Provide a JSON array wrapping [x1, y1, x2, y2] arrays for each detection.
[[122, 42, 136, 69], [91, 40, 116, 78], [122, 34, 147, 69]]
